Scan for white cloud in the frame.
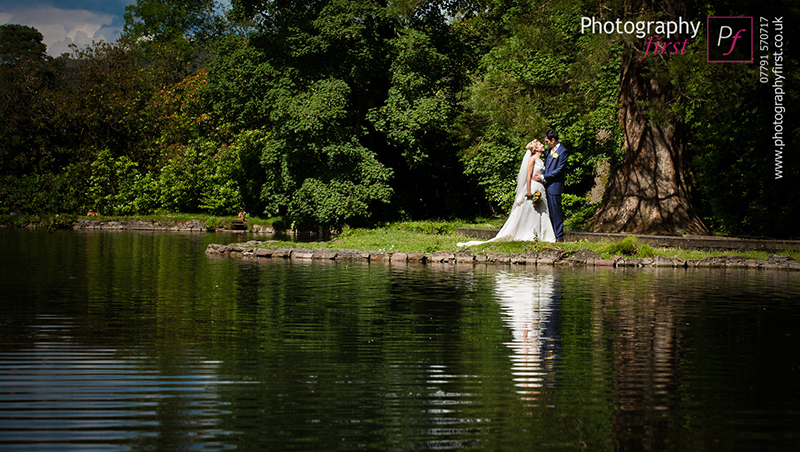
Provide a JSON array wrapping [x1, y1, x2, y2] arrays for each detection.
[[1, 5, 124, 56]]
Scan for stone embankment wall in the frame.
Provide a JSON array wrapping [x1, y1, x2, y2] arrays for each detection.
[[74, 219, 209, 231], [72, 219, 276, 233], [458, 228, 800, 251], [206, 242, 800, 271]]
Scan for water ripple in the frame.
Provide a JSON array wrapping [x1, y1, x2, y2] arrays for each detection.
[[0, 322, 236, 450]]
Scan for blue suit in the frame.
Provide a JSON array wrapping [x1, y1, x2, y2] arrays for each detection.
[[542, 143, 568, 241]]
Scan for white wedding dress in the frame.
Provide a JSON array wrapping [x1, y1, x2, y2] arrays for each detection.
[[458, 150, 555, 246]]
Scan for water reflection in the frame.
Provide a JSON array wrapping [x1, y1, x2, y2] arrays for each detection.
[[2, 230, 800, 451], [0, 315, 237, 450], [585, 268, 683, 451], [494, 269, 559, 404]]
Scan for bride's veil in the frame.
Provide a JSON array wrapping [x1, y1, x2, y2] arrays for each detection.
[[511, 150, 532, 207]]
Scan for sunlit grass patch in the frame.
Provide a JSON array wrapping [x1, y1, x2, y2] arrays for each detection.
[[256, 222, 800, 262]]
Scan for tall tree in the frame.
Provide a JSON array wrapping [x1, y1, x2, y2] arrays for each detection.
[[211, 0, 483, 223], [589, 0, 798, 237], [588, 1, 708, 235], [367, 1, 485, 218], [207, 0, 398, 226], [0, 24, 48, 66], [461, 0, 796, 236], [51, 39, 182, 163], [124, 0, 226, 65], [0, 25, 56, 177]]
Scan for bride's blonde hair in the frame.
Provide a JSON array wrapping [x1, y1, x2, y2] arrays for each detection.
[[526, 140, 544, 153]]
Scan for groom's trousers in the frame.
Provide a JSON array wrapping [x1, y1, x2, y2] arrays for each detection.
[[547, 192, 564, 241]]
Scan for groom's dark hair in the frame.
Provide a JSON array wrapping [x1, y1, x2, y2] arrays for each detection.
[[544, 129, 558, 142]]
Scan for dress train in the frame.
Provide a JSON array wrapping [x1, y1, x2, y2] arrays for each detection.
[[458, 150, 555, 247]]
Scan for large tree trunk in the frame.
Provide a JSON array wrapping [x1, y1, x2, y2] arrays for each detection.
[[590, 52, 708, 235]]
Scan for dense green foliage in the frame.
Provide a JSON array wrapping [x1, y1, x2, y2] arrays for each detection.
[[0, 0, 797, 236], [0, 24, 48, 65], [462, 1, 624, 210]]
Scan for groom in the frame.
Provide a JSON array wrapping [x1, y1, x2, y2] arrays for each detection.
[[532, 129, 568, 242]]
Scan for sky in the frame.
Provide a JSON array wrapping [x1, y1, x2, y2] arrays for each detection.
[[0, 0, 137, 56]]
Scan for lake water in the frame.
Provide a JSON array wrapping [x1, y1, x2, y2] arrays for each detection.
[[1, 229, 799, 451]]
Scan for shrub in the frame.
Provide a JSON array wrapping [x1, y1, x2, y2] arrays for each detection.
[[158, 146, 206, 213], [45, 214, 77, 231], [199, 144, 243, 216], [637, 243, 656, 258], [602, 236, 639, 256]]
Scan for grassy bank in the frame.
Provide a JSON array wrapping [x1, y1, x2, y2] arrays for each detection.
[[4, 215, 798, 262], [264, 221, 800, 262]]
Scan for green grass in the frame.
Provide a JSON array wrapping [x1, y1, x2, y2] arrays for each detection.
[[257, 222, 800, 261], [294, 224, 469, 254], [459, 217, 507, 229]]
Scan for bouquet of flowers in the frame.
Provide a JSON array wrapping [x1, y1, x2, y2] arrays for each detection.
[[528, 190, 542, 205]]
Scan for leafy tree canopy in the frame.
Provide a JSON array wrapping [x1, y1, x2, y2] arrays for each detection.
[[0, 0, 796, 236], [0, 24, 48, 66]]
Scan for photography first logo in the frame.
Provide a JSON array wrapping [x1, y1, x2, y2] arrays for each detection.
[[581, 15, 782, 179], [580, 15, 756, 64], [580, 16, 701, 61], [707, 17, 753, 62]]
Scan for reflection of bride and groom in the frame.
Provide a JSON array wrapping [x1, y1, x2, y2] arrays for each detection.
[[494, 270, 559, 399], [458, 129, 568, 247]]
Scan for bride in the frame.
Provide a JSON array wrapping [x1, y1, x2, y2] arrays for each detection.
[[458, 140, 555, 246]]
